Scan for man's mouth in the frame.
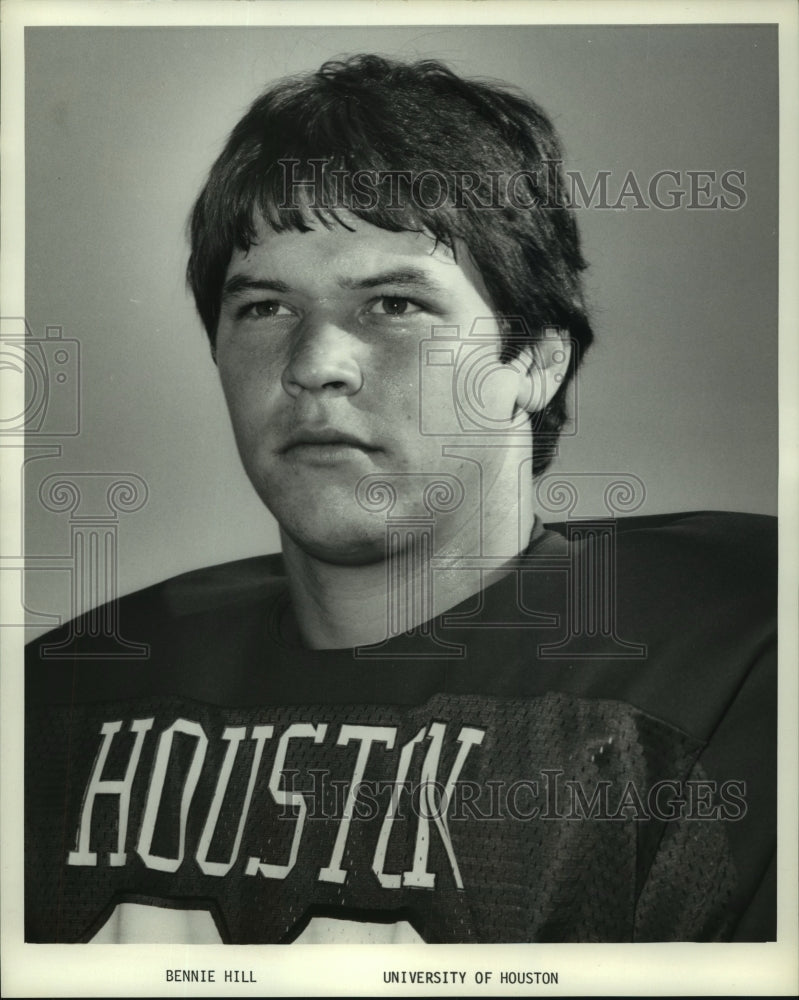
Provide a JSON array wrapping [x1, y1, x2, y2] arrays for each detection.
[[280, 428, 379, 462]]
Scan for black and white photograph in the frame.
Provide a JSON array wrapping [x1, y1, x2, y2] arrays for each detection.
[[2, 0, 797, 995]]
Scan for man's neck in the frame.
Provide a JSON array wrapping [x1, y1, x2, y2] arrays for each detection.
[[280, 480, 536, 650]]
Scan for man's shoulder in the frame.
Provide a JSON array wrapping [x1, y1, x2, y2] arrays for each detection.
[[25, 552, 289, 704], [547, 508, 776, 589], [547, 508, 775, 544], [28, 551, 286, 647], [615, 509, 776, 590], [536, 510, 776, 698], [135, 550, 288, 619]]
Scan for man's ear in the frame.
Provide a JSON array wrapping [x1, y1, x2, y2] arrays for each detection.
[[513, 329, 571, 414]]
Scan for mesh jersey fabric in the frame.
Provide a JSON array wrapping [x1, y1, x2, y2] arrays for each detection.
[[25, 511, 777, 943]]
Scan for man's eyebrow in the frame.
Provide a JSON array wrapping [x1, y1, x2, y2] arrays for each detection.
[[222, 276, 292, 299], [340, 268, 446, 294], [221, 267, 448, 301]]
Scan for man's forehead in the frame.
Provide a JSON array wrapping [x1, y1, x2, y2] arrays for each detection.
[[253, 208, 452, 251], [226, 209, 463, 283]]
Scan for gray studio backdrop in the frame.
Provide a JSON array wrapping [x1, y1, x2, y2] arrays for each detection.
[[24, 24, 778, 635]]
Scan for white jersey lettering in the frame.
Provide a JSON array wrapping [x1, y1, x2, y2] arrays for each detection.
[[373, 726, 427, 889], [318, 725, 397, 884], [245, 723, 327, 879], [196, 725, 273, 877], [137, 719, 208, 873], [68, 718, 154, 867], [403, 724, 485, 889]]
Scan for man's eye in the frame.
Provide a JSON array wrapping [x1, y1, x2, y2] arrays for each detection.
[[240, 300, 292, 319], [369, 296, 423, 317]]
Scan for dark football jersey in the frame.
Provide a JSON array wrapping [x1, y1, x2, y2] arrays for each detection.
[[25, 512, 776, 943]]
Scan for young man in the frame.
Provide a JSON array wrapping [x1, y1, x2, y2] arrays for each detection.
[[25, 55, 776, 944]]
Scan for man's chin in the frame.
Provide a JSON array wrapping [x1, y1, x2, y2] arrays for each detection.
[[259, 480, 452, 567], [280, 523, 390, 567]]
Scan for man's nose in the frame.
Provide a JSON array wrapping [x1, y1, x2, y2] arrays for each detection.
[[281, 316, 364, 398]]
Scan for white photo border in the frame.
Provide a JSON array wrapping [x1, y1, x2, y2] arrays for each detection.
[[2, 1, 797, 996]]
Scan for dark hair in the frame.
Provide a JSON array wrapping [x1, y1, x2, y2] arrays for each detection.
[[187, 54, 593, 475]]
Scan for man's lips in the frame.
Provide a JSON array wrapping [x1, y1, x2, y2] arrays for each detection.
[[279, 428, 378, 454]]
